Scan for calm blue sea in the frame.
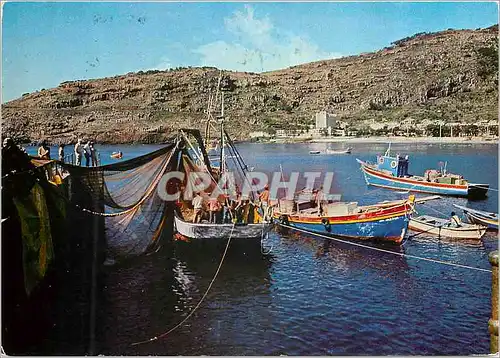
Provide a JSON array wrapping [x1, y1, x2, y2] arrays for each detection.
[[27, 142, 498, 355]]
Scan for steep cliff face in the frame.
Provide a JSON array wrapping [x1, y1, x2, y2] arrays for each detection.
[[2, 25, 497, 144]]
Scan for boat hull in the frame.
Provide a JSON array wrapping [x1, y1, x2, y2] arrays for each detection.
[[358, 161, 487, 198], [174, 214, 271, 239], [326, 149, 351, 155], [274, 202, 411, 244], [409, 217, 487, 239], [466, 212, 499, 230]]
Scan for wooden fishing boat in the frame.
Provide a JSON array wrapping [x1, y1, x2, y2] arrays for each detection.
[[409, 215, 487, 239], [273, 195, 416, 244], [174, 77, 272, 240], [326, 147, 351, 154], [453, 204, 499, 230], [356, 148, 489, 198], [174, 213, 271, 239]]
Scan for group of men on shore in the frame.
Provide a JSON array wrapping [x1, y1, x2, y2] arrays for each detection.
[[190, 185, 271, 224], [73, 139, 98, 167], [37, 139, 99, 167]]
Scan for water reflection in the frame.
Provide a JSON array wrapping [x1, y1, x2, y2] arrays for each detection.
[[92, 142, 495, 355]]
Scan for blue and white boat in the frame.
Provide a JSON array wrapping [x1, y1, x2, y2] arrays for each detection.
[[356, 148, 489, 199], [273, 196, 416, 244]]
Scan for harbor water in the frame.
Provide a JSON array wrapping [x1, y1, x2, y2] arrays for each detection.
[[27, 142, 498, 355]]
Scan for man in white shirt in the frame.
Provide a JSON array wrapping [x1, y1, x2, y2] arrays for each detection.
[[74, 139, 83, 166], [192, 192, 204, 223], [83, 141, 91, 167]]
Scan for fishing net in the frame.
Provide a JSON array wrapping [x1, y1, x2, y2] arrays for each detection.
[[60, 141, 181, 262]]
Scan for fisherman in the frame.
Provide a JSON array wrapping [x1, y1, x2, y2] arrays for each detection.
[[402, 155, 410, 177], [37, 141, 50, 160], [83, 141, 91, 167], [220, 195, 231, 223], [74, 139, 83, 166], [58, 144, 65, 162], [396, 153, 402, 177], [89, 141, 98, 166], [208, 196, 221, 224], [247, 199, 256, 224], [258, 184, 271, 220], [192, 192, 204, 223], [316, 186, 326, 216], [449, 211, 462, 228], [235, 195, 250, 223]]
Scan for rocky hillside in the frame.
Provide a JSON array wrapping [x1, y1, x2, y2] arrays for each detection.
[[2, 25, 498, 144]]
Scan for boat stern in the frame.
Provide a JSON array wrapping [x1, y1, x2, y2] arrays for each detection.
[[467, 183, 489, 199]]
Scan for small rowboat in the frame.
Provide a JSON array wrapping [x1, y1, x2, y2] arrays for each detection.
[[110, 151, 123, 159], [309, 150, 321, 155], [326, 147, 351, 155], [409, 215, 487, 239], [453, 204, 498, 230]]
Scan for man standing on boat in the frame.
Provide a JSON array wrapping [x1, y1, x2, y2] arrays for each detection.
[[402, 155, 410, 177], [208, 196, 221, 224], [396, 153, 402, 177], [192, 192, 204, 223], [316, 186, 326, 216], [259, 185, 271, 220]]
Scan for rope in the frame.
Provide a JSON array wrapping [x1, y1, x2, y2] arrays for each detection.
[[131, 221, 237, 346], [482, 186, 498, 192], [259, 209, 273, 255], [275, 222, 491, 273]]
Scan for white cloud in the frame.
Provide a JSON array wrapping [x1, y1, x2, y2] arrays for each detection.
[[195, 5, 341, 72]]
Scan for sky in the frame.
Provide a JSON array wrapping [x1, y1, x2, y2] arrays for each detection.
[[2, 1, 498, 102]]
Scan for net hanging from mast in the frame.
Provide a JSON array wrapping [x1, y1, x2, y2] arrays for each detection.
[[60, 141, 181, 261]]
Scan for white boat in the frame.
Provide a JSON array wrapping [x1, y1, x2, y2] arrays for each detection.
[[174, 213, 271, 239], [326, 147, 352, 154], [453, 204, 499, 230], [309, 150, 321, 155], [409, 215, 487, 239]]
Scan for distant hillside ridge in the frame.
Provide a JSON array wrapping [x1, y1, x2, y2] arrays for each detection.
[[2, 24, 498, 144]]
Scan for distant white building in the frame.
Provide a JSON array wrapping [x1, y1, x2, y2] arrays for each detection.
[[249, 131, 272, 138], [315, 111, 337, 129]]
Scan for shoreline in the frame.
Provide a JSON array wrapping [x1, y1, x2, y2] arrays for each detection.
[[253, 136, 498, 145], [23, 135, 498, 146]]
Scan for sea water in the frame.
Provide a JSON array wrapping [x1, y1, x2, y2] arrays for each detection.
[[27, 142, 498, 355]]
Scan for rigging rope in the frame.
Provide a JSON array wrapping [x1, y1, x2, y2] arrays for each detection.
[[59, 142, 179, 217], [130, 222, 237, 346], [275, 222, 491, 273]]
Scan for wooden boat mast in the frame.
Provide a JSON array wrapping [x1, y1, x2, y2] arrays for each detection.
[[204, 71, 223, 145], [219, 92, 225, 175]]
